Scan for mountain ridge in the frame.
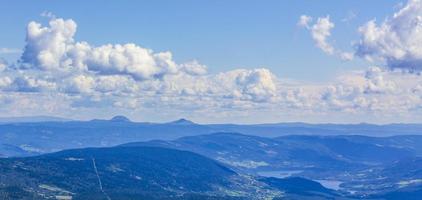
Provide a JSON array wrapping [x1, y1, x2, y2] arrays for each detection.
[[0, 145, 341, 199]]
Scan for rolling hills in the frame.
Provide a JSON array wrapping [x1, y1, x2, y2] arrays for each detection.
[[0, 145, 352, 200], [2, 117, 422, 158]]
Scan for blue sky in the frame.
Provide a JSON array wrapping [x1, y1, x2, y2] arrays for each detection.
[[0, 0, 399, 80], [1, 0, 422, 123]]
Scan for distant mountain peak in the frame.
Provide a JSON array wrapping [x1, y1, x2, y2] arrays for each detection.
[[168, 118, 195, 125], [110, 115, 131, 122]]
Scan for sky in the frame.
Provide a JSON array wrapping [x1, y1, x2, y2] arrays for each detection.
[[0, 0, 422, 124]]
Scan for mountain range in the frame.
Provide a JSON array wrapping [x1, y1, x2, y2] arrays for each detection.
[[0, 145, 351, 200], [0, 116, 421, 199], [2, 116, 422, 158]]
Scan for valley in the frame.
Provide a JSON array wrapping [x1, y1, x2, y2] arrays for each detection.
[[0, 118, 421, 199]]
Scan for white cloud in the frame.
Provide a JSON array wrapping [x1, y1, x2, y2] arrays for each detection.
[[20, 18, 181, 80], [356, 0, 422, 70], [232, 68, 277, 102], [298, 15, 335, 54], [95, 75, 137, 94], [299, 15, 354, 61], [363, 67, 396, 93], [10, 15, 280, 110], [179, 60, 208, 76], [0, 59, 7, 72], [297, 15, 313, 28], [321, 67, 422, 114], [311, 16, 335, 55], [9, 76, 57, 92], [84, 44, 178, 80], [142, 68, 278, 103], [0, 76, 12, 88], [0, 16, 422, 123], [21, 18, 77, 71], [64, 75, 95, 94]]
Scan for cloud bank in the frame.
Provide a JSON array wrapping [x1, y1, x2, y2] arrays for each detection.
[[0, 11, 421, 123]]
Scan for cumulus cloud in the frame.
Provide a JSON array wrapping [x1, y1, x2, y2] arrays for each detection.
[[9, 17, 282, 108], [62, 74, 138, 95], [321, 66, 422, 114], [85, 44, 178, 80], [298, 15, 335, 54], [20, 18, 179, 80], [0, 16, 421, 122], [299, 15, 353, 61], [9, 76, 57, 92], [179, 60, 208, 76], [64, 75, 94, 94], [363, 67, 397, 93], [21, 18, 77, 71], [356, 0, 422, 70], [144, 68, 278, 103], [310, 16, 335, 55], [232, 69, 277, 101]]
